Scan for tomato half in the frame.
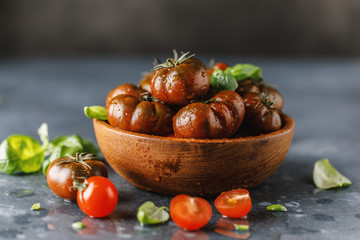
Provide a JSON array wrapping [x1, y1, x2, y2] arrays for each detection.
[[214, 189, 252, 218], [77, 176, 118, 218], [170, 194, 212, 230]]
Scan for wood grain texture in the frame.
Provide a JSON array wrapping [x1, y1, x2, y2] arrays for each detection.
[[93, 115, 295, 196]]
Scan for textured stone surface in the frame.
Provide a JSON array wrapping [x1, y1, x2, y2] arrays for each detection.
[[0, 57, 359, 239]]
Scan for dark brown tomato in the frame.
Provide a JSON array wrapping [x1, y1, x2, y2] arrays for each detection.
[[107, 94, 174, 136], [173, 90, 245, 139], [242, 92, 282, 133], [106, 83, 146, 108], [47, 155, 108, 201], [236, 79, 284, 110], [208, 62, 230, 76], [151, 58, 210, 106], [139, 72, 154, 93]]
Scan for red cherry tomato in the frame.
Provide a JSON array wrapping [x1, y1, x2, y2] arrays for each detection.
[[170, 194, 212, 230], [77, 176, 118, 218], [214, 189, 252, 218], [208, 62, 230, 76]]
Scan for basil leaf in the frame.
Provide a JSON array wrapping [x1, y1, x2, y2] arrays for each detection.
[[84, 106, 107, 120], [42, 135, 98, 175], [31, 203, 41, 211], [313, 159, 352, 189], [137, 201, 169, 224], [228, 63, 261, 81], [0, 135, 44, 175], [266, 204, 288, 212], [210, 69, 238, 91], [72, 221, 86, 230], [38, 123, 49, 153], [234, 224, 249, 231]]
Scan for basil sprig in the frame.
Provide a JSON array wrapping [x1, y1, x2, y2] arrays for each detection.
[[137, 201, 169, 225], [0, 123, 98, 175], [228, 63, 261, 81], [210, 69, 238, 91], [84, 106, 107, 120], [313, 159, 351, 189]]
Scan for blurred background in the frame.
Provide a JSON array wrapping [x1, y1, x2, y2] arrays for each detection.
[[1, 0, 360, 57]]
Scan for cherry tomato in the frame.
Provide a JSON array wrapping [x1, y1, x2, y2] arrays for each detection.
[[47, 153, 108, 201], [208, 62, 230, 76], [170, 194, 212, 230], [236, 79, 284, 110], [106, 83, 146, 108], [242, 92, 282, 133], [151, 53, 210, 106], [214, 189, 252, 218], [173, 90, 245, 139], [107, 93, 174, 136], [77, 176, 118, 218]]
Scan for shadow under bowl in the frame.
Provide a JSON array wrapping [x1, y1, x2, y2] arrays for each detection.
[[93, 115, 295, 196]]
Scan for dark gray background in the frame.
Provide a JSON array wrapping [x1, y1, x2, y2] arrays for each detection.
[[1, 0, 360, 57]]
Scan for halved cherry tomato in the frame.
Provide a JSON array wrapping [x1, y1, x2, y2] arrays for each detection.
[[170, 194, 212, 230], [77, 176, 118, 218], [214, 189, 252, 218]]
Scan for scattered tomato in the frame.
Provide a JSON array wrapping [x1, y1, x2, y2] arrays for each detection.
[[77, 176, 118, 218], [47, 153, 108, 201], [214, 189, 252, 218], [170, 194, 212, 230]]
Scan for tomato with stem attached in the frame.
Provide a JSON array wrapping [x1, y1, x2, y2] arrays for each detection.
[[170, 194, 212, 230], [214, 189, 252, 218], [76, 176, 118, 218]]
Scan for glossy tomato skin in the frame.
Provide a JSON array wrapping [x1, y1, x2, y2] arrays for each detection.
[[208, 62, 230, 76], [242, 92, 282, 133], [47, 157, 108, 201], [173, 90, 245, 139], [214, 189, 252, 218], [170, 194, 212, 230], [151, 58, 210, 106], [107, 94, 174, 136], [139, 72, 154, 93], [77, 176, 118, 218], [106, 83, 146, 108], [236, 79, 284, 110]]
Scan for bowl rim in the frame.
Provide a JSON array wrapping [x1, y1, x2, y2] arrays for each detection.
[[94, 114, 294, 144]]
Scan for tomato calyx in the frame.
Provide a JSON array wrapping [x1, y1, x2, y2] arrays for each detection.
[[153, 50, 195, 70], [57, 152, 96, 169], [71, 174, 88, 192]]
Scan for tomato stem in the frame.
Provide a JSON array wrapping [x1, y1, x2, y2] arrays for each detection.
[[153, 50, 195, 70]]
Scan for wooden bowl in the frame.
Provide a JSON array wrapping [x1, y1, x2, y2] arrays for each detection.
[[93, 115, 295, 196]]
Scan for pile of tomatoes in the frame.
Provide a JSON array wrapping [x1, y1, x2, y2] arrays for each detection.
[[106, 52, 284, 138]]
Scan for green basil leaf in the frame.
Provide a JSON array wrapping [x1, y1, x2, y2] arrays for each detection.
[[266, 204, 288, 212], [0, 135, 44, 174], [313, 159, 352, 189], [38, 123, 49, 153], [31, 203, 41, 211], [84, 106, 107, 120], [210, 69, 238, 91], [228, 63, 261, 81], [72, 221, 86, 230], [42, 135, 98, 175], [137, 201, 169, 225], [234, 224, 249, 231]]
